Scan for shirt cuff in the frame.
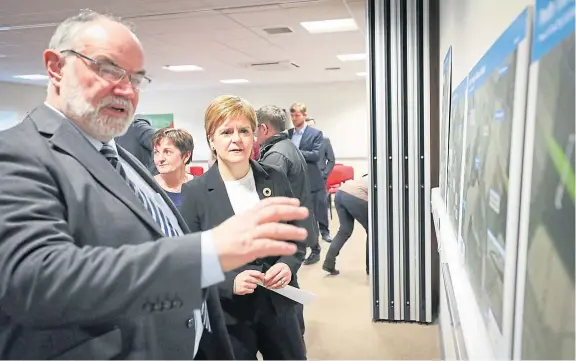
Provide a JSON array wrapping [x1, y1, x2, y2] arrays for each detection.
[[200, 230, 225, 288]]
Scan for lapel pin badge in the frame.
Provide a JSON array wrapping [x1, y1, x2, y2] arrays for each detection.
[[263, 188, 272, 197]]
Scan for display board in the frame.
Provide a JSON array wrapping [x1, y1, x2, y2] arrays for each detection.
[[142, 113, 174, 129], [514, 0, 575, 359], [459, 8, 532, 357], [446, 78, 468, 237], [439, 47, 453, 202]]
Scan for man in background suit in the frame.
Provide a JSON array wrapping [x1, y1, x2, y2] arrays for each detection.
[[115, 114, 156, 174], [0, 10, 309, 360], [288, 102, 324, 265], [305, 118, 335, 242]]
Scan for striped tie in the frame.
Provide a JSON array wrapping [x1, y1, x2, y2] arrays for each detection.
[[100, 144, 210, 331], [100, 144, 178, 237]]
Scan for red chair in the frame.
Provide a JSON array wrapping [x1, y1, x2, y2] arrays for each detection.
[[325, 164, 354, 218], [189, 166, 205, 176]]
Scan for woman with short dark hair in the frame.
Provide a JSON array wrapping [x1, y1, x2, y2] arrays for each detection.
[[152, 128, 195, 209]]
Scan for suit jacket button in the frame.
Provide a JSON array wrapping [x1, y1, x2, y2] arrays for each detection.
[[162, 300, 172, 310], [172, 299, 183, 308], [186, 318, 195, 328], [142, 302, 153, 312]]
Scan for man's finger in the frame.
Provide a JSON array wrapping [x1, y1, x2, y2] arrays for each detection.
[[255, 205, 309, 225], [254, 197, 300, 210], [252, 223, 308, 242], [249, 239, 298, 259]]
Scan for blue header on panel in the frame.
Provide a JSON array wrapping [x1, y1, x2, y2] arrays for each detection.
[[443, 46, 452, 72], [467, 8, 529, 93], [451, 77, 468, 103], [532, 0, 575, 62]]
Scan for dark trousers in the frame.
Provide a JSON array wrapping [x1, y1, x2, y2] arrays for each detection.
[[325, 191, 369, 267], [226, 293, 306, 360], [312, 187, 330, 239]]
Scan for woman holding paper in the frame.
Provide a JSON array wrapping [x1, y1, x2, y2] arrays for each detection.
[[180, 95, 307, 360]]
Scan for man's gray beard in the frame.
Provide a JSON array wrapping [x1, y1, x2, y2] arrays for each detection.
[[61, 75, 135, 142]]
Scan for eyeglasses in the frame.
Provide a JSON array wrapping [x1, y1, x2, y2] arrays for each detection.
[[60, 49, 151, 90]]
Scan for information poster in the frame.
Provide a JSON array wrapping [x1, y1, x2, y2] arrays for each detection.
[[460, 9, 530, 338], [439, 47, 453, 203], [518, 1, 575, 359], [446, 78, 468, 236], [143, 113, 174, 129]]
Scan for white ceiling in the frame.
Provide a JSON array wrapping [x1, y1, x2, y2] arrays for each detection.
[[0, 0, 367, 91]]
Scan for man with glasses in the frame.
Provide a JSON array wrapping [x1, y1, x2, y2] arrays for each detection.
[[0, 9, 309, 360]]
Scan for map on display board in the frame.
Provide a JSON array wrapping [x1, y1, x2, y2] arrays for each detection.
[[446, 78, 468, 237], [460, 8, 531, 341], [439, 47, 453, 203], [518, 1, 575, 359], [0, 111, 20, 132]]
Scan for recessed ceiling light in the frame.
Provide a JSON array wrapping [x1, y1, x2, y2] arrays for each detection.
[[300, 18, 358, 34], [162, 65, 204, 72], [337, 53, 366, 62], [356, 72, 367, 76], [13, 74, 48, 80], [220, 79, 249, 84], [0, 54, 6, 58]]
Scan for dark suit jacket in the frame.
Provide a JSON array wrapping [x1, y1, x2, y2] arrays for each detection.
[[288, 126, 324, 191], [115, 116, 156, 174], [319, 136, 335, 179], [179, 160, 306, 325], [0, 105, 232, 360]]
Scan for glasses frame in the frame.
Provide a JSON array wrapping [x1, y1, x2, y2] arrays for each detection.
[[60, 49, 151, 90]]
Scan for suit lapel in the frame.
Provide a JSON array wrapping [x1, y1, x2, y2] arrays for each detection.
[[33, 105, 162, 235], [205, 160, 274, 216], [299, 126, 311, 150], [204, 164, 236, 223], [250, 159, 274, 200]]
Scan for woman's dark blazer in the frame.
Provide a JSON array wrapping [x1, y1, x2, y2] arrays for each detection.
[[180, 159, 307, 325]]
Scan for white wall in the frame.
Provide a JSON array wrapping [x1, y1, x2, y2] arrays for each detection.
[[0, 82, 46, 118], [0, 79, 370, 176], [439, 0, 532, 94], [137, 80, 369, 166]]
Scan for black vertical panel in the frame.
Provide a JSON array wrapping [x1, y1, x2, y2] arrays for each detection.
[[400, 0, 411, 321], [384, 0, 395, 319]]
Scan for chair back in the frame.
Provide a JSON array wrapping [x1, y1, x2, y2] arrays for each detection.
[[326, 164, 354, 189], [189, 166, 205, 176]]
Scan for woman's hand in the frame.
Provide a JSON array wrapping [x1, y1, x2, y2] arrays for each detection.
[[263, 262, 292, 289], [233, 270, 265, 295]]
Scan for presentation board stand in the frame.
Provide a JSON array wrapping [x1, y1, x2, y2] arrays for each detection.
[[435, 2, 575, 360], [432, 187, 495, 360]]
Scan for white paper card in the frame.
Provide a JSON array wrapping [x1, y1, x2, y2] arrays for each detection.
[[259, 284, 316, 305]]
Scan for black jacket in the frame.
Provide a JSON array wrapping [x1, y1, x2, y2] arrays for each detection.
[[258, 132, 319, 246], [318, 136, 336, 179], [115, 116, 156, 174], [179, 160, 307, 325]]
